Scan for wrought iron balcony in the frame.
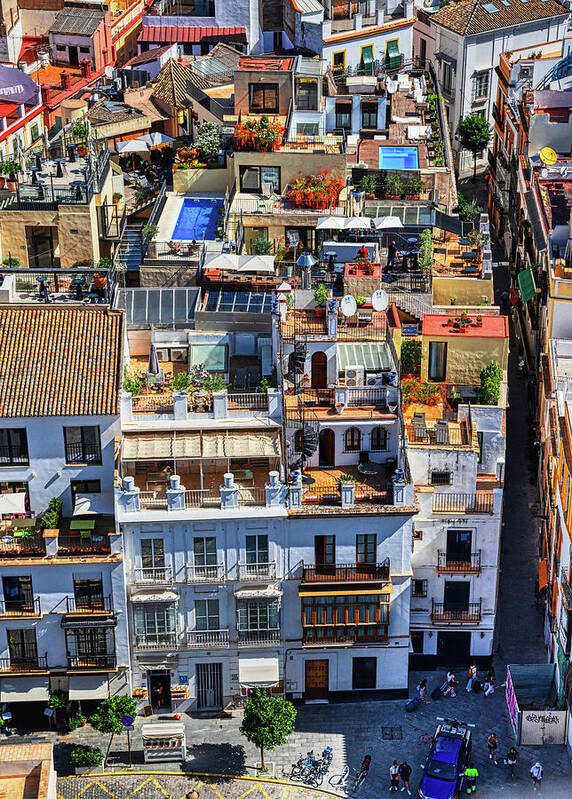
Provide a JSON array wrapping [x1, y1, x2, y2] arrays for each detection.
[[0, 654, 48, 672], [431, 599, 482, 622], [0, 597, 41, 616], [301, 560, 390, 583], [237, 629, 280, 646], [65, 595, 113, 614], [185, 629, 230, 648], [0, 535, 45, 558], [437, 551, 481, 574], [186, 563, 225, 582], [132, 567, 173, 585], [67, 653, 117, 669]]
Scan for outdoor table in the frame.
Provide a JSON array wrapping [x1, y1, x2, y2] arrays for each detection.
[[54, 158, 65, 178], [70, 518, 96, 531]]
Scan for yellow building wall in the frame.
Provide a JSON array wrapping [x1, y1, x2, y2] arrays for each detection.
[[432, 276, 494, 307], [173, 165, 234, 194], [233, 151, 346, 193], [421, 335, 509, 385]]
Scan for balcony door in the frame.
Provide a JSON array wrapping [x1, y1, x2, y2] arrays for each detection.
[[428, 342, 447, 382], [141, 538, 165, 579], [245, 534, 269, 575], [73, 579, 104, 610], [319, 428, 335, 467], [446, 529, 472, 564], [311, 352, 327, 389], [2, 576, 33, 613], [315, 535, 335, 574], [193, 536, 217, 579], [443, 581, 470, 612], [7, 628, 37, 664], [134, 604, 176, 647], [305, 659, 329, 699]]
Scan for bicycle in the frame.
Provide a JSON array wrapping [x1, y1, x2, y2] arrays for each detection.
[[329, 765, 350, 789], [351, 755, 371, 793]]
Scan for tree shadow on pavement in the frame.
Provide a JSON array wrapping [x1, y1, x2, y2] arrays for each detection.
[[184, 743, 247, 780]]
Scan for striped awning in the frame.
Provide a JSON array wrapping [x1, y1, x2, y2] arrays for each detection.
[[138, 25, 247, 45], [202, 431, 281, 458], [122, 431, 281, 460], [337, 342, 391, 371], [122, 433, 201, 459]]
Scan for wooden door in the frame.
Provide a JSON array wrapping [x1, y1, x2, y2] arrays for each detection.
[[319, 428, 335, 467], [305, 659, 329, 700], [311, 351, 327, 389]]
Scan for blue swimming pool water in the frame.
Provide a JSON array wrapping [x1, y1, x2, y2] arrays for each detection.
[[379, 146, 419, 170], [172, 197, 223, 241]]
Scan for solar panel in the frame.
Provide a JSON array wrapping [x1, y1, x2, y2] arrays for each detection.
[[116, 288, 200, 326], [202, 290, 274, 313]]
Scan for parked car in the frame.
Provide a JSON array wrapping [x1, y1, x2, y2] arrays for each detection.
[[418, 719, 472, 799]]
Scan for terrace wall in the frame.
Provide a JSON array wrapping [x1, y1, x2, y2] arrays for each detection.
[[432, 276, 494, 306], [173, 164, 233, 194]]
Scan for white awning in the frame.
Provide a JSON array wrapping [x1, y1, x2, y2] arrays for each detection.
[[316, 215, 347, 230], [202, 431, 281, 458], [235, 586, 282, 600], [238, 256, 275, 274], [131, 589, 178, 603], [69, 674, 109, 700], [239, 657, 279, 687], [344, 217, 372, 230], [73, 493, 110, 516], [0, 675, 49, 702], [338, 342, 391, 371], [122, 432, 201, 460], [374, 216, 404, 229], [0, 492, 26, 515]]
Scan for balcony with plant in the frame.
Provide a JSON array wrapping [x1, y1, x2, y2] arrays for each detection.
[[235, 115, 284, 152], [286, 171, 344, 210]]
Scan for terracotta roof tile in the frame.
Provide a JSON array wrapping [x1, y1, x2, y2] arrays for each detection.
[[0, 306, 123, 418], [430, 0, 567, 35]]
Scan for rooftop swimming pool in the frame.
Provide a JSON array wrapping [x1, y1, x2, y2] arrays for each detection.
[[379, 146, 419, 171], [171, 197, 223, 241]]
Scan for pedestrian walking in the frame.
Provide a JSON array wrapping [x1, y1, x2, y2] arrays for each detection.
[[389, 760, 400, 791], [399, 761, 412, 795], [443, 670, 457, 697], [486, 732, 498, 765], [419, 678, 430, 704], [505, 747, 518, 778], [483, 667, 495, 697], [530, 762, 543, 792], [466, 665, 477, 692], [464, 762, 478, 794]]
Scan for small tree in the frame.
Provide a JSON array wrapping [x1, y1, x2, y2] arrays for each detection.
[[240, 687, 296, 770], [479, 361, 503, 405], [195, 122, 221, 163], [401, 339, 422, 376], [457, 115, 491, 180], [457, 192, 481, 224], [90, 695, 137, 766]]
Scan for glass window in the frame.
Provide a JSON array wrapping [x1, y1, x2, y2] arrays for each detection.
[[356, 534, 376, 564], [190, 343, 227, 371], [361, 102, 377, 129], [428, 342, 447, 381], [63, 426, 101, 464], [370, 426, 387, 451], [249, 83, 278, 113], [474, 72, 489, 99], [345, 427, 361, 451], [315, 535, 335, 565], [335, 104, 351, 129], [333, 51, 345, 73], [141, 538, 165, 568], [297, 122, 319, 136], [70, 479, 101, 500], [412, 579, 427, 597], [246, 534, 269, 564], [240, 166, 280, 193], [237, 600, 279, 630], [195, 599, 219, 631], [73, 578, 104, 609], [442, 62, 454, 94], [0, 429, 28, 465], [7, 628, 37, 663], [296, 80, 318, 111], [431, 470, 451, 485], [194, 536, 217, 566], [30, 125, 39, 142]]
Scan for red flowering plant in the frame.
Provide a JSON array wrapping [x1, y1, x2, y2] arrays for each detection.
[[235, 115, 284, 152], [287, 170, 344, 210], [174, 146, 206, 169], [402, 377, 447, 408]]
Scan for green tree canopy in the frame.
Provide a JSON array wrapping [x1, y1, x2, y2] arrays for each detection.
[[239, 687, 296, 768], [90, 695, 137, 765], [457, 115, 492, 179]]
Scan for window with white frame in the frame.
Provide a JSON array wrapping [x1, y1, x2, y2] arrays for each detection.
[[473, 71, 489, 101]]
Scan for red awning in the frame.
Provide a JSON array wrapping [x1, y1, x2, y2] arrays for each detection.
[[138, 26, 247, 45], [538, 559, 548, 591]]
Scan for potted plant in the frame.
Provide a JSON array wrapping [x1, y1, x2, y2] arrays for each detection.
[[112, 192, 122, 206], [1, 160, 20, 190], [336, 473, 357, 487], [314, 282, 328, 317], [135, 189, 147, 207], [405, 175, 423, 199], [385, 173, 403, 199], [359, 174, 377, 199], [70, 745, 104, 775], [356, 296, 367, 306], [142, 224, 159, 258]]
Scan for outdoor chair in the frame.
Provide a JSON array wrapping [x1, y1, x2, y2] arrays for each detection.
[[412, 412, 427, 441], [358, 450, 380, 476], [435, 419, 450, 445]]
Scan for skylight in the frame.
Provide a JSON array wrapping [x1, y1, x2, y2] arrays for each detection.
[[483, 2, 499, 11], [500, 0, 511, 6]]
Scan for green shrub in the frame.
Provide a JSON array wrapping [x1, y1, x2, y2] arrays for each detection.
[[123, 367, 143, 396], [48, 690, 68, 709], [401, 339, 422, 375], [142, 224, 158, 241], [202, 374, 227, 392], [195, 121, 221, 163], [169, 372, 194, 392], [479, 362, 503, 405], [355, 296, 367, 306], [314, 282, 328, 307], [2, 256, 20, 267], [70, 746, 104, 768], [40, 497, 63, 530], [68, 713, 87, 732], [252, 238, 274, 255], [72, 122, 88, 140]]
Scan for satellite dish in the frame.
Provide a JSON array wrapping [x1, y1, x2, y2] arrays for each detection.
[[372, 289, 389, 312], [341, 295, 357, 317], [539, 146, 557, 166], [541, 168, 548, 179]]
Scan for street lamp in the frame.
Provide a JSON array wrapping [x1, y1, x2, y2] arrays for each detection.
[[296, 252, 316, 289]]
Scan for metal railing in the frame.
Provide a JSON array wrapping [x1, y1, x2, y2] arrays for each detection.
[[237, 487, 266, 506], [432, 492, 494, 514], [68, 653, 117, 669], [0, 654, 48, 672], [300, 483, 391, 506], [64, 442, 102, 464], [184, 489, 221, 509], [57, 534, 111, 555], [405, 425, 471, 446], [139, 492, 169, 511], [0, 446, 29, 464], [431, 599, 482, 622], [0, 535, 45, 557], [347, 387, 387, 406], [302, 628, 389, 646], [132, 567, 173, 585], [238, 629, 280, 646], [227, 393, 269, 412], [0, 597, 41, 616], [132, 394, 175, 414], [302, 560, 390, 582], [65, 595, 113, 613], [436, 551, 481, 573], [238, 562, 277, 580], [134, 633, 178, 650], [186, 629, 230, 648], [186, 563, 225, 582]]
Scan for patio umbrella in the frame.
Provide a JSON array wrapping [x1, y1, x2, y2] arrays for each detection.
[[238, 255, 275, 273], [203, 253, 239, 271], [117, 139, 149, 154], [316, 215, 347, 230], [344, 217, 373, 230], [0, 64, 40, 104], [374, 216, 404, 229], [139, 132, 175, 148], [148, 344, 160, 376]]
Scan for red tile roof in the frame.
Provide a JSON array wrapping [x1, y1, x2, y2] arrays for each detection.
[[423, 314, 509, 338], [138, 26, 247, 45], [0, 307, 123, 418], [237, 56, 294, 71]]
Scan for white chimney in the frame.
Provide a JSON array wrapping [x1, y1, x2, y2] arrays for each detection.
[[354, 13, 363, 31], [376, 10, 385, 24], [405, 0, 415, 18], [323, 20, 332, 38]]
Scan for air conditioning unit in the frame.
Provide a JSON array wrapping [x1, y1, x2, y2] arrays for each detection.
[[170, 347, 188, 363], [156, 349, 170, 362], [519, 65, 533, 81], [367, 374, 385, 387], [345, 365, 365, 387]]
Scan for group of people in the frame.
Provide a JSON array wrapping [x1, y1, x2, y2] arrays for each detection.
[[389, 760, 412, 794], [440, 665, 495, 698]]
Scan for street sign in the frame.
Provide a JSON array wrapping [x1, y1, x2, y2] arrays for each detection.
[[123, 725, 134, 732], [121, 715, 134, 726]]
